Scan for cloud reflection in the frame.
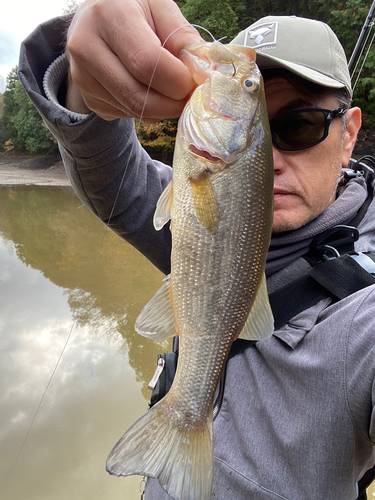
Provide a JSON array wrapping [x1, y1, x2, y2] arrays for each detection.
[[0, 186, 169, 500], [0, 236, 146, 499]]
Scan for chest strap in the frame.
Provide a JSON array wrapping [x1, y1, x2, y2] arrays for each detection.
[[270, 252, 375, 330]]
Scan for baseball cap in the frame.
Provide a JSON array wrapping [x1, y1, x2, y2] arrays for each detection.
[[231, 16, 352, 95]]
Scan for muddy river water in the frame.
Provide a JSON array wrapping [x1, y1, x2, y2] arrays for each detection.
[[0, 186, 168, 500], [0, 185, 373, 499]]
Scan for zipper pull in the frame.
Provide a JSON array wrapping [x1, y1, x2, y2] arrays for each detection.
[[148, 357, 165, 390]]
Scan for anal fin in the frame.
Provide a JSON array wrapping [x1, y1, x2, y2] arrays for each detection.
[[239, 273, 274, 341]]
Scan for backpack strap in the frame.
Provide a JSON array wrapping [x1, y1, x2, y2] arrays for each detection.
[[228, 252, 375, 359], [270, 253, 375, 330]]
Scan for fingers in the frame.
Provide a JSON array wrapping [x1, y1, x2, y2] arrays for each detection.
[[69, 56, 191, 121], [68, 34, 191, 120], [97, 0, 202, 98], [65, 0, 202, 120]]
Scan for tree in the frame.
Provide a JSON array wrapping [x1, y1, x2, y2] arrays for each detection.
[[1, 66, 59, 154], [179, 0, 241, 41], [12, 80, 59, 154], [136, 119, 177, 164], [2, 67, 19, 149], [0, 93, 7, 147], [318, 0, 375, 125]]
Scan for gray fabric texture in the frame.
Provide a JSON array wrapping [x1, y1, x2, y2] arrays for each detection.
[[19, 16, 375, 499]]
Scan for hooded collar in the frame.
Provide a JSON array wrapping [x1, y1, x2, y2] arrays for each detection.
[[265, 173, 369, 277]]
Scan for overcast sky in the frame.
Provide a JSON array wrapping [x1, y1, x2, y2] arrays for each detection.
[[0, 0, 69, 85]]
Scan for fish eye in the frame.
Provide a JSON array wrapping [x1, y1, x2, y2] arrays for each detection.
[[243, 78, 259, 93]]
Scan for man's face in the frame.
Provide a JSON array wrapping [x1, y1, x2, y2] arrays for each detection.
[[264, 78, 361, 234]]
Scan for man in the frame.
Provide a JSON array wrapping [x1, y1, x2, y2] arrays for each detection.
[[19, 0, 375, 498]]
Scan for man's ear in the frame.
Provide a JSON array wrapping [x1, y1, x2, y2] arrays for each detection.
[[342, 107, 362, 167]]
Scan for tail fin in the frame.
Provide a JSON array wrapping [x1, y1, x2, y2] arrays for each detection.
[[106, 399, 213, 500]]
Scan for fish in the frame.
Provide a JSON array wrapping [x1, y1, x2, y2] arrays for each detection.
[[106, 41, 274, 500]]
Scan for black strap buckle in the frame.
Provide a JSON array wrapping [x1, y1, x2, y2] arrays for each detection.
[[310, 225, 359, 261]]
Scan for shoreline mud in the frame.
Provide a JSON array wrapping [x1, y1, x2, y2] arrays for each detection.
[[0, 127, 373, 187], [0, 155, 70, 187]]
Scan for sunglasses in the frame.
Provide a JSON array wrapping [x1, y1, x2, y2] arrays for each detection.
[[269, 107, 347, 151]]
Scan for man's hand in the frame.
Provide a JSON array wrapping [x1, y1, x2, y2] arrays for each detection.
[[66, 0, 202, 121]]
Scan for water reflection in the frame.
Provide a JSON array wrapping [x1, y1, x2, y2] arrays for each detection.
[[1, 186, 374, 499], [0, 186, 169, 500]]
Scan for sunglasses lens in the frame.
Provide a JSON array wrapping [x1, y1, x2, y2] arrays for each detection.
[[271, 110, 326, 150]]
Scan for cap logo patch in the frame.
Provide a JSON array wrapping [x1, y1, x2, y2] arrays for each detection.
[[244, 22, 278, 50]]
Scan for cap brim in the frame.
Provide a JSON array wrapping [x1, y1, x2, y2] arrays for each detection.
[[256, 52, 346, 89]]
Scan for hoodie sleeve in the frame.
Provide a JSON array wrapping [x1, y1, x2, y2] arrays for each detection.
[[18, 15, 172, 275]]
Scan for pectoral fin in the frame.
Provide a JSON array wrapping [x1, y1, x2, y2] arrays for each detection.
[[189, 172, 219, 234], [239, 273, 274, 341], [154, 181, 173, 231], [135, 275, 176, 340]]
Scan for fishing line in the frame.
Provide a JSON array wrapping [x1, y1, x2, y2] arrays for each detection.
[[191, 24, 217, 41], [350, 40, 366, 80], [350, 21, 374, 80], [352, 23, 375, 91], [109, 23, 216, 219], [4, 20, 216, 490], [95, 23, 219, 228], [1, 222, 112, 496], [0, 320, 76, 495]]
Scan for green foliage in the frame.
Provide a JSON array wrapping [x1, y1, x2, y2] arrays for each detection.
[[136, 119, 178, 164], [352, 77, 375, 125], [178, 0, 327, 37], [0, 93, 7, 147], [316, 0, 375, 125], [317, 0, 369, 52], [12, 80, 57, 154], [180, 0, 240, 40], [1, 67, 58, 155], [2, 67, 19, 148]]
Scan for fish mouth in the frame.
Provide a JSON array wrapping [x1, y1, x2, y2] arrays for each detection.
[[180, 90, 245, 168], [182, 112, 238, 167], [188, 145, 222, 163]]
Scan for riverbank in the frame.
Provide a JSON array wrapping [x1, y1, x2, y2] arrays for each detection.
[[0, 155, 70, 186], [0, 127, 373, 187]]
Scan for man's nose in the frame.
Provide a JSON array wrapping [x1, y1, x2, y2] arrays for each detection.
[[272, 145, 286, 174]]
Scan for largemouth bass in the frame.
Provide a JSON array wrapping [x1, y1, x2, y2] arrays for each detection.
[[106, 41, 274, 500]]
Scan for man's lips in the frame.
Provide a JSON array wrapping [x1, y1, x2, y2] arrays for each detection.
[[274, 188, 293, 196], [273, 188, 300, 207]]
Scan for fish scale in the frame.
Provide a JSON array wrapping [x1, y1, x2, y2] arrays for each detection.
[[106, 41, 274, 500]]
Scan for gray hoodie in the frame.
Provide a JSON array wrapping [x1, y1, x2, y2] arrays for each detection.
[[19, 16, 375, 499]]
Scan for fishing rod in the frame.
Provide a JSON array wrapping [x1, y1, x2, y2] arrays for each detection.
[[348, 0, 375, 75]]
